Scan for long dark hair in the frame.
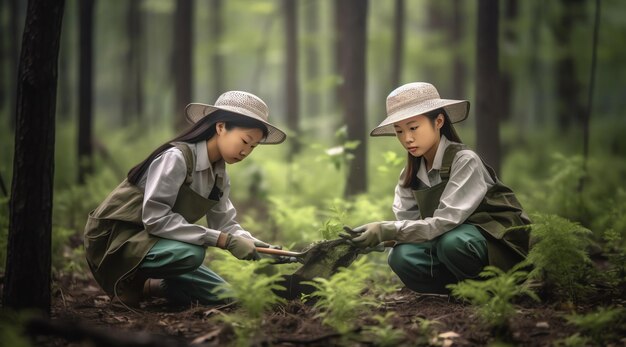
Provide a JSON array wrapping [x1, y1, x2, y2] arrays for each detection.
[[127, 110, 269, 185], [401, 108, 462, 189]]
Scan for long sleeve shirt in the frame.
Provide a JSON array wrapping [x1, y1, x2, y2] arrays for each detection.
[[390, 136, 496, 243], [136, 141, 257, 247]]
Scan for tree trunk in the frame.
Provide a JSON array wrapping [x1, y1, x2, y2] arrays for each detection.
[[333, 0, 343, 113], [57, 2, 72, 121], [8, 0, 19, 130], [553, 0, 586, 129], [304, 0, 320, 117], [475, 0, 501, 174], [284, 0, 300, 159], [3, 0, 64, 315], [391, 0, 405, 89], [450, 0, 466, 100], [0, 0, 5, 115], [209, 0, 224, 100], [500, 0, 518, 121], [78, 0, 94, 184], [338, 0, 368, 197], [173, 0, 193, 131], [122, 0, 143, 123]]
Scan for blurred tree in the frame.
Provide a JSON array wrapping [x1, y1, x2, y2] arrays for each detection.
[[391, 0, 405, 89], [0, 0, 5, 118], [303, 0, 320, 117], [450, 0, 466, 100], [121, 0, 144, 123], [7, 0, 19, 130], [337, 0, 368, 197], [284, 0, 300, 158], [552, 0, 587, 129], [78, 0, 94, 184], [476, 0, 501, 174], [173, 0, 193, 131], [209, 0, 224, 100], [57, 0, 73, 121], [3, 0, 65, 314], [500, 0, 518, 121]]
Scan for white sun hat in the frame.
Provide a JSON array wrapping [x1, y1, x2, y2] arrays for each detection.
[[185, 91, 286, 144], [370, 82, 470, 136]]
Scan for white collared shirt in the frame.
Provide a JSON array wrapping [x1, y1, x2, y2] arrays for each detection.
[[137, 141, 255, 247], [391, 136, 496, 243]]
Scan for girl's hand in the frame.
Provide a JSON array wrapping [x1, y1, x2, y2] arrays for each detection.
[[218, 233, 260, 260], [342, 223, 397, 248]]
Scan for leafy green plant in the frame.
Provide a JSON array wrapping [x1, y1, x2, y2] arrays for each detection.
[[447, 263, 539, 334], [563, 307, 625, 345], [0, 310, 33, 347], [364, 312, 405, 346], [211, 255, 286, 346], [525, 213, 593, 302], [304, 257, 378, 334], [376, 150, 405, 174]]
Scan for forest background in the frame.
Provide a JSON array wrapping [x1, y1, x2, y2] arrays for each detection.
[[1, 0, 626, 346]]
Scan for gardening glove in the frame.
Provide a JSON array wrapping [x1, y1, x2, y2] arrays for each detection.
[[253, 239, 282, 250], [341, 222, 397, 249], [218, 232, 260, 260]]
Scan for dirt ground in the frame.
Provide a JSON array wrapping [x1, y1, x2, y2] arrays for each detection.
[[21, 273, 623, 347]]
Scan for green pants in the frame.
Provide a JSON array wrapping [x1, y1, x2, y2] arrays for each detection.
[[388, 224, 488, 294], [136, 238, 227, 305]]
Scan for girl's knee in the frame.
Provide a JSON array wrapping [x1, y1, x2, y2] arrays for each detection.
[[387, 245, 412, 272], [180, 245, 206, 269]]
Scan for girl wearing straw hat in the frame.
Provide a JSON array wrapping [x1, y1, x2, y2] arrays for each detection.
[[84, 91, 286, 307], [343, 82, 531, 294]]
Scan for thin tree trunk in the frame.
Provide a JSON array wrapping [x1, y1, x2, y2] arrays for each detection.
[[553, 0, 586, 129], [580, 0, 600, 193], [122, 0, 143, 123], [475, 0, 501, 173], [450, 0, 465, 99], [500, 0, 518, 121], [284, 0, 300, 159], [209, 0, 224, 99], [338, 0, 368, 197], [8, 0, 19, 130], [0, 0, 5, 115], [304, 0, 320, 117], [3, 0, 65, 314], [78, 0, 94, 184], [391, 0, 405, 89], [173, 0, 193, 131]]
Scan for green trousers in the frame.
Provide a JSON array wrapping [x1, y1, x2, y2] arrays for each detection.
[[136, 238, 227, 305], [388, 224, 488, 294]]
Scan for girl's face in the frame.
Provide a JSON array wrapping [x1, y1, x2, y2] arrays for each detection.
[[214, 122, 264, 164], [394, 114, 443, 160]]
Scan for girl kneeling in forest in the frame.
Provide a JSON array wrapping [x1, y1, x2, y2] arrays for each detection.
[[84, 91, 286, 307], [343, 82, 531, 294]]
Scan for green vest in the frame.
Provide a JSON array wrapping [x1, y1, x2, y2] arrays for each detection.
[[411, 144, 531, 271], [83, 143, 222, 296]]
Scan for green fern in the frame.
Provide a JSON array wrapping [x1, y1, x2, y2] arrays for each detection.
[[304, 257, 378, 334], [211, 255, 286, 346], [364, 312, 405, 346], [526, 213, 593, 302], [563, 307, 625, 345], [447, 263, 539, 332]]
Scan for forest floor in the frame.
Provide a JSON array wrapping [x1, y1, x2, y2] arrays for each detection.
[[24, 273, 624, 347]]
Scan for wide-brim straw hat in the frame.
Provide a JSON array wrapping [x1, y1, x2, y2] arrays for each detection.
[[370, 82, 470, 136], [185, 91, 286, 144]]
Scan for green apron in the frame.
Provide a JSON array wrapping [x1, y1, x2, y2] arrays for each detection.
[[83, 142, 224, 298], [412, 144, 531, 271]]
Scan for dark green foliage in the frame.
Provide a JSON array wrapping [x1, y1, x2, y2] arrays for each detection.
[[447, 263, 539, 334], [526, 213, 593, 302], [563, 307, 626, 345]]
